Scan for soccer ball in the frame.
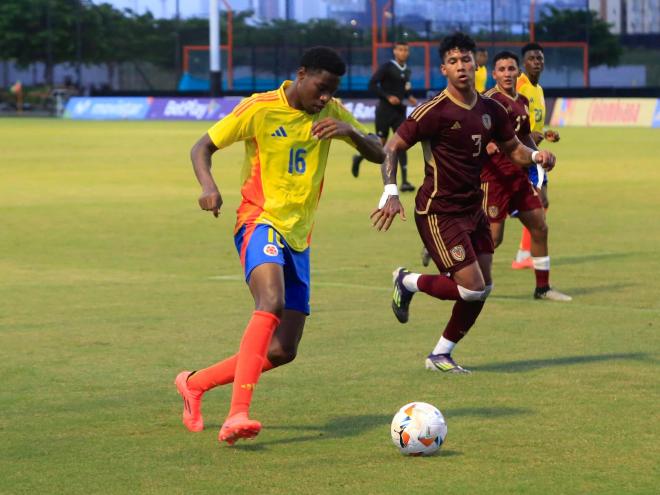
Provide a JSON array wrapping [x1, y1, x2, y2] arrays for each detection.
[[390, 402, 447, 456]]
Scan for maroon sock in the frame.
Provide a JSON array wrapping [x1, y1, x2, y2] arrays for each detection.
[[441, 300, 485, 344], [417, 274, 460, 300], [535, 269, 550, 289]]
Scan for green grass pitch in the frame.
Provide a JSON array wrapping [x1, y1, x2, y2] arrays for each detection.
[[1, 119, 658, 494]]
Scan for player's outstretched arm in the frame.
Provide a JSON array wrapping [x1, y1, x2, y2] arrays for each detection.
[[370, 133, 409, 232], [190, 133, 223, 217], [531, 130, 545, 145], [311, 118, 385, 163], [498, 136, 555, 172]]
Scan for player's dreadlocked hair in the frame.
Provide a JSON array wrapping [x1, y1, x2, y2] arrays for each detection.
[[521, 42, 544, 56], [439, 32, 476, 60], [300, 46, 346, 76], [493, 50, 520, 66]]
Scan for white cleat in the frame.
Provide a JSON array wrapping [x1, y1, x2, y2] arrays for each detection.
[[534, 288, 572, 301]]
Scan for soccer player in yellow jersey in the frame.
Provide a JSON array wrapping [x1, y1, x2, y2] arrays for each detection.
[[475, 48, 489, 93], [513, 42, 561, 269], [175, 47, 384, 445]]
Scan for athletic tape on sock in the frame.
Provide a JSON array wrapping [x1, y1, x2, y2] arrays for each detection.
[[457, 285, 486, 302], [532, 256, 550, 271]]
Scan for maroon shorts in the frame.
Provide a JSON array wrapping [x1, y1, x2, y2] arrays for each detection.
[[415, 209, 494, 273], [481, 175, 543, 223]]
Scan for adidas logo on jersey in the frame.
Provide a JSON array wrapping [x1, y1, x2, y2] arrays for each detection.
[[451, 121, 461, 130], [271, 126, 288, 137]]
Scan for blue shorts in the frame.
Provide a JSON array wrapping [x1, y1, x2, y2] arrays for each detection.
[[234, 223, 311, 315], [528, 164, 548, 188]]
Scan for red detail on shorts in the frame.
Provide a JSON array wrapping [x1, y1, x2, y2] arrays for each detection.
[[239, 224, 258, 268]]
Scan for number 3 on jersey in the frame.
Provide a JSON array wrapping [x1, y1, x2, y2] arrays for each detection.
[[471, 134, 482, 157], [288, 148, 307, 174]]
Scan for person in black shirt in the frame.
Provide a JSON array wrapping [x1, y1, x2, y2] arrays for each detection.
[[352, 41, 417, 191]]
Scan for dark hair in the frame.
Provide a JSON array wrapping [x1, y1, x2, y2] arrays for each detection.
[[394, 40, 409, 47], [521, 42, 544, 56], [493, 50, 520, 66], [439, 32, 476, 59], [300, 46, 346, 76]]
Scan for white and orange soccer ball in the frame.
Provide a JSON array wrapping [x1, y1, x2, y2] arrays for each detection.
[[390, 402, 447, 456]]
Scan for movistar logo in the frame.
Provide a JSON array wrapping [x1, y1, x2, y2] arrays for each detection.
[[271, 126, 287, 137]]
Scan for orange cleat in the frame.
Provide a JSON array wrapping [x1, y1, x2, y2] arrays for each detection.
[[174, 371, 204, 432], [511, 257, 534, 270], [218, 412, 262, 445]]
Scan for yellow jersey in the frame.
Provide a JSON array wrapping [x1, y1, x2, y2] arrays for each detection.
[[207, 81, 369, 252], [475, 65, 487, 93], [516, 72, 545, 134]]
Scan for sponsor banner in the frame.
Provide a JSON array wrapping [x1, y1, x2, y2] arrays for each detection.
[[147, 97, 242, 120], [64, 96, 416, 122], [340, 99, 417, 121], [653, 99, 660, 128], [338, 99, 378, 121], [64, 97, 151, 120], [550, 98, 658, 127]]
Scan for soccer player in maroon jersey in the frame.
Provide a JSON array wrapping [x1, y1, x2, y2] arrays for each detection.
[[481, 51, 571, 301], [370, 33, 556, 373]]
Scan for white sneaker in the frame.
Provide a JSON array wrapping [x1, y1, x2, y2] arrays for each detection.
[[534, 287, 572, 301]]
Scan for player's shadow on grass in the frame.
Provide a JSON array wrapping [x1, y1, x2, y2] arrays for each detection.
[[232, 407, 529, 452], [445, 406, 532, 419], [551, 251, 645, 266], [558, 282, 635, 296], [473, 352, 649, 373], [232, 414, 390, 450], [492, 282, 636, 301]]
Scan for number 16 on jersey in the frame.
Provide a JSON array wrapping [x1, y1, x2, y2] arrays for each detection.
[[288, 148, 307, 174]]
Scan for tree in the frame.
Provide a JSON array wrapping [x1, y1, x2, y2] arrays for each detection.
[[0, 0, 78, 85], [535, 7, 622, 67]]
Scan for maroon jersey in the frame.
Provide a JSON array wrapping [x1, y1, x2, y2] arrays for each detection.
[[481, 86, 531, 180], [397, 89, 515, 215]]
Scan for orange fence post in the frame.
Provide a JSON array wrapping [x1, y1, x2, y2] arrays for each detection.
[[381, 0, 392, 44], [221, 0, 233, 90]]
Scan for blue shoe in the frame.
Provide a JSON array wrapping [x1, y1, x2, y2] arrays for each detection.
[[392, 267, 414, 323], [425, 353, 471, 374]]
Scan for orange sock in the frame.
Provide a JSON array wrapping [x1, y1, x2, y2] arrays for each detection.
[[187, 354, 275, 393], [519, 227, 532, 252], [228, 310, 280, 417]]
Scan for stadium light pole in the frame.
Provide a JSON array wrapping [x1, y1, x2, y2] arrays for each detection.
[[530, 0, 536, 41], [209, 0, 222, 96], [76, 0, 83, 89]]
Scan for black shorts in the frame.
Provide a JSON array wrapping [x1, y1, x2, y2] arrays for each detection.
[[375, 104, 406, 139]]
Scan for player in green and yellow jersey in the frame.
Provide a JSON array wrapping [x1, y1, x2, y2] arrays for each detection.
[[513, 42, 561, 269], [475, 48, 489, 93], [175, 47, 384, 446]]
